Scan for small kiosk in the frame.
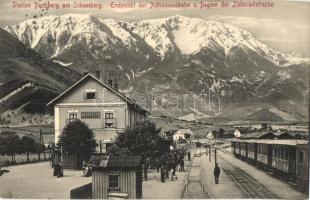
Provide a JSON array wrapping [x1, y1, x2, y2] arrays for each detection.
[[92, 155, 143, 199]]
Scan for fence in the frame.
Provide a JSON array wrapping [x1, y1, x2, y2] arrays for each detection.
[[51, 151, 89, 169], [1, 151, 52, 167]]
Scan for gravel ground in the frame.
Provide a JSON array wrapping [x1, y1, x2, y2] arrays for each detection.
[[0, 161, 91, 199]]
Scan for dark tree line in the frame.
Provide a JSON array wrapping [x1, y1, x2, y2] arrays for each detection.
[[109, 120, 171, 160], [0, 131, 46, 164]]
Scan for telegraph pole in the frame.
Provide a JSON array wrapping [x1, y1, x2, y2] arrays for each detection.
[[99, 140, 102, 154], [214, 147, 217, 164]]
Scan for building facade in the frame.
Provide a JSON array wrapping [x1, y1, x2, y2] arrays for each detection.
[[47, 73, 149, 152], [92, 155, 143, 199]]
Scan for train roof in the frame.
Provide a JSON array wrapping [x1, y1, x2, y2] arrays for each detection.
[[231, 139, 308, 146]]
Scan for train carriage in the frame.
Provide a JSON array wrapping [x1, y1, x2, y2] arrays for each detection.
[[296, 143, 309, 192], [231, 141, 236, 155], [231, 139, 308, 192], [240, 142, 248, 159], [247, 143, 257, 162], [271, 144, 295, 173], [257, 143, 270, 166]]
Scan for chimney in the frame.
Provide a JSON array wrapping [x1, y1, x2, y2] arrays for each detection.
[[82, 67, 88, 76], [107, 74, 113, 87], [82, 71, 88, 76], [114, 78, 118, 91], [94, 71, 100, 80]]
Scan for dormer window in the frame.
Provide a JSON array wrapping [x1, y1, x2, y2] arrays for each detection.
[[86, 92, 96, 99], [84, 89, 97, 100]]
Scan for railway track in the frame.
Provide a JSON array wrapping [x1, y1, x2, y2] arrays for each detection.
[[181, 149, 210, 199], [218, 151, 278, 199]]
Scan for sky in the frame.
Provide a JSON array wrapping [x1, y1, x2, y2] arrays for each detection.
[[0, 0, 309, 57]]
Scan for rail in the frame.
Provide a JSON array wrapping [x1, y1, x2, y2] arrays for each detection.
[[218, 150, 278, 199], [181, 147, 210, 199]]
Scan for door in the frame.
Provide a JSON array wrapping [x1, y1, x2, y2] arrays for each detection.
[[254, 143, 257, 161], [267, 144, 273, 166]]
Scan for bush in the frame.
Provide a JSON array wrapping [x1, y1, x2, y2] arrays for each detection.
[[109, 120, 170, 158], [58, 120, 97, 162]]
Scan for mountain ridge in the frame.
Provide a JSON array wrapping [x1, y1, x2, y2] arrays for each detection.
[[0, 28, 81, 125], [2, 14, 309, 121]]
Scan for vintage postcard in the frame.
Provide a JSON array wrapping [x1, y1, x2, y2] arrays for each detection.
[[0, 0, 309, 199]]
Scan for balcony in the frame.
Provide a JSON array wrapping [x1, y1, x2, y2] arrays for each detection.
[[65, 118, 78, 125], [66, 118, 117, 129], [103, 118, 117, 128], [107, 188, 120, 194]]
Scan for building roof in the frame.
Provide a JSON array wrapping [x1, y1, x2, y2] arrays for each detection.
[[232, 139, 308, 146], [176, 128, 194, 135], [47, 73, 149, 114], [239, 131, 275, 139], [93, 155, 142, 168], [273, 131, 294, 139]]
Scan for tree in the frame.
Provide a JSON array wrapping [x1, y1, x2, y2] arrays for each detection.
[[58, 120, 97, 167], [21, 135, 36, 162], [110, 120, 170, 159], [35, 143, 45, 161], [164, 130, 176, 140], [261, 123, 269, 130], [0, 137, 7, 156], [1, 131, 22, 163], [218, 128, 225, 138]]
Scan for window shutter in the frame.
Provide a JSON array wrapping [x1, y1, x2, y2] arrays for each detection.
[[83, 92, 86, 99]]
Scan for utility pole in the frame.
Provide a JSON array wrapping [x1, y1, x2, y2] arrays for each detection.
[[214, 147, 217, 164], [209, 144, 211, 162], [208, 88, 211, 111]]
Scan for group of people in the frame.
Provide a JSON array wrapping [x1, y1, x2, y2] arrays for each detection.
[[155, 149, 188, 183], [155, 149, 221, 185]]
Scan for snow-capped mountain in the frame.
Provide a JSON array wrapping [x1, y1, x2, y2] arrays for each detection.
[[3, 14, 309, 120], [4, 14, 308, 67]]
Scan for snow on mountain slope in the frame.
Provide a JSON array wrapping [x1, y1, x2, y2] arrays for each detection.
[[102, 18, 136, 47], [5, 14, 308, 67]]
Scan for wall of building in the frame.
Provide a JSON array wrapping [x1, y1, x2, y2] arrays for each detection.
[[53, 76, 147, 145], [92, 169, 138, 199], [54, 104, 127, 144], [59, 78, 123, 104]]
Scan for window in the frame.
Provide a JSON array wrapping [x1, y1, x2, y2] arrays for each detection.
[[280, 147, 284, 159], [298, 151, 304, 163], [285, 148, 289, 160], [68, 113, 77, 123], [81, 112, 101, 119], [108, 175, 119, 189], [105, 113, 113, 119], [273, 148, 276, 157], [105, 112, 115, 128], [84, 92, 97, 100]]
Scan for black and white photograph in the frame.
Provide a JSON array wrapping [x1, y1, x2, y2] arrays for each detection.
[[0, 0, 309, 199]]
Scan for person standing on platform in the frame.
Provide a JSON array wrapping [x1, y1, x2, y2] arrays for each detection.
[[214, 163, 220, 184], [187, 151, 191, 161], [143, 163, 148, 181], [155, 158, 160, 173], [180, 158, 185, 172], [160, 165, 165, 183]]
